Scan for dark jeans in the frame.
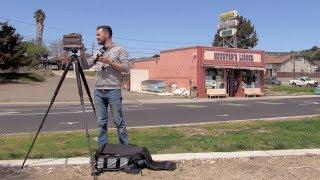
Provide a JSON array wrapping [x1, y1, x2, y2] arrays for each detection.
[[94, 89, 129, 151]]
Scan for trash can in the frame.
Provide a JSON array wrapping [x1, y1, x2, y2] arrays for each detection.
[[189, 86, 198, 98], [315, 85, 320, 95]]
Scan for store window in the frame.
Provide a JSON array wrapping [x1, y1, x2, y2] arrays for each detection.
[[205, 68, 225, 89], [242, 70, 259, 88]]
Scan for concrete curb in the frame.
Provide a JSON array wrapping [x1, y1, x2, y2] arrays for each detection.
[[1, 149, 319, 167], [0, 95, 318, 106]]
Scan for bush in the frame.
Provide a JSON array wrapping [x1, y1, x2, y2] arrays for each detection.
[[0, 72, 45, 83]]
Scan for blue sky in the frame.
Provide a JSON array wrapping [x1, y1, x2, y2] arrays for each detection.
[[1, 0, 319, 58]]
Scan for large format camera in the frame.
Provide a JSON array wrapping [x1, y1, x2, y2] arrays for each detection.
[[62, 33, 83, 52]]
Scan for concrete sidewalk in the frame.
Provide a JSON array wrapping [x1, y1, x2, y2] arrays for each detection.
[[1, 149, 320, 167]]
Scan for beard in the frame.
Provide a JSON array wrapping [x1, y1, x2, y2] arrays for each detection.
[[97, 39, 105, 45]]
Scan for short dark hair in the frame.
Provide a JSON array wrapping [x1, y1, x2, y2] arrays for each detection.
[[97, 25, 112, 37]]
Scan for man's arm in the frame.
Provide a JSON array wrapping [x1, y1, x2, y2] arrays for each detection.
[[98, 48, 130, 73], [112, 49, 130, 73]]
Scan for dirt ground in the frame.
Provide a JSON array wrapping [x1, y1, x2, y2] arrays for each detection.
[[1, 155, 320, 180], [0, 76, 184, 103]]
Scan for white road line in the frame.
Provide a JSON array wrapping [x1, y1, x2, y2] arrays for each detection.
[[176, 105, 206, 108], [125, 108, 157, 111], [58, 121, 80, 125], [298, 102, 319, 106], [0, 110, 94, 116], [255, 102, 284, 105], [0, 107, 93, 111], [216, 114, 229, 117], [0, 107, 158, 116], [0, 112, 20, 115], [222, 103, 248, 107], [123, 105, 143, 108]]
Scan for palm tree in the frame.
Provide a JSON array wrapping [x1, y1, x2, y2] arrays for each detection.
[[34, 9, 46, 45]]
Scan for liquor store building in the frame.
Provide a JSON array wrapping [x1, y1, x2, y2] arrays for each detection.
[[131, 46, 265, 98]]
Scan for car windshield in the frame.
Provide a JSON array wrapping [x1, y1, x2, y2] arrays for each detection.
[[305, 77, 311, 81]]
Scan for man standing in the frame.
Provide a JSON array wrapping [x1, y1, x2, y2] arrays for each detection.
[[91, 25, 129, 151]]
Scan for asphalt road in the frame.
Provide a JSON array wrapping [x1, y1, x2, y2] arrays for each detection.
[[0, 97, 319, 134]]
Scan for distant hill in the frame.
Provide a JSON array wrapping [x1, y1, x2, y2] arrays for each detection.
[[266, 46, 320, 62]]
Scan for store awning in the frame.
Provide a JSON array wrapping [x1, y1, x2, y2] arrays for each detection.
[[204, 65, 265, 71]]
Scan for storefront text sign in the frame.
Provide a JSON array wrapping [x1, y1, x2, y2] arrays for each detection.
[[218, 19, 239, 30], [204, 50, 261, 63]]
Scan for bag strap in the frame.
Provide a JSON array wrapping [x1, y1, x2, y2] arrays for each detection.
[[116, 158, 121, 169]]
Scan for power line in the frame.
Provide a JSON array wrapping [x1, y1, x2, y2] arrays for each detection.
[[1, 17, 211, 45], [20, 35, 158, 55]]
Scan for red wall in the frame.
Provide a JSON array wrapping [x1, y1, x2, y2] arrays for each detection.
[[132, 48, 198, 89]]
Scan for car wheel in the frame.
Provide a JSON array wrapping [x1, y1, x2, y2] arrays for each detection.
[[307, 84, 310, 87], [292, 82, 296, 86]]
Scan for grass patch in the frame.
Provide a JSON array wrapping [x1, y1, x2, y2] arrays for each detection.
[[84, 71, 96, 77], [1, 116, 320, 160], [269, 85, 314, 94], [0, 72, 45, 83]]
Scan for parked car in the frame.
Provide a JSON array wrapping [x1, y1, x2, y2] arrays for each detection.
[[265, 76, 281, 85], [289, 77, 318, 87]]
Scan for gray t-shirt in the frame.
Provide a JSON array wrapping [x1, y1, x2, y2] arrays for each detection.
[[87, 43, 129, 89]]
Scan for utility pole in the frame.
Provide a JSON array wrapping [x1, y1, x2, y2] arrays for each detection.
[[233, 34, 237, 48], [292, 52, 299, 80], [292, 54, 296, 80], [91, 43, 95, 55]]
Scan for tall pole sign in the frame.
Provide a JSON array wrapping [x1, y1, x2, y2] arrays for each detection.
[[218, 10, 239, 48]]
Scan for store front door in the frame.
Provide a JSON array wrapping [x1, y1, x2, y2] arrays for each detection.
[[226, 69, 242, 97]]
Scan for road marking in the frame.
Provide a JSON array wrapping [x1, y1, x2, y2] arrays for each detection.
[[125, 107, 157, 111], [0, 106, 93, 111], [0, 111, 19, 115], [222, 103, 248, 107], [216, 114, 229, 117], [123, 105, 143, 108], [298, 102, 320, 106], [58, 121, 80, 125], [0, 110, 94, 116], [255, 102, 284, 105], [176, 105, 206, 108]]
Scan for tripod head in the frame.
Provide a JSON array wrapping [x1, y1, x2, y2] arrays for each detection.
[[70, 50, 79, 62]]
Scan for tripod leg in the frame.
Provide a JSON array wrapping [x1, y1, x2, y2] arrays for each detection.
[[75, 60, 97, 179], [21, 61, 73, 169], [78, 63, 96, 116]]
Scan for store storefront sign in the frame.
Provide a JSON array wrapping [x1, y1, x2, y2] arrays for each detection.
[[220, 11, 238, 21], [204, 50, 262, 63]]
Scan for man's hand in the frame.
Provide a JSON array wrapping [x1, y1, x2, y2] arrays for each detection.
[[98, 54, 112, 65]]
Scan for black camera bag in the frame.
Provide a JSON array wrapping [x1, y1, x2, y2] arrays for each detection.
[[93, 143, 176, 175]]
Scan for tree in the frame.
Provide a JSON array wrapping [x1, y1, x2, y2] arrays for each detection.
[[0, 22, 29, 70], [151, 54, 160, 58], [312, 51, 320, 61], [0, 22, 47, 70], [24, 41, 47, 68], [212, 16, 258, 49], [34, 9, 46, 45], [48, 40, 64, 61], [311, 46, 318, 51]]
